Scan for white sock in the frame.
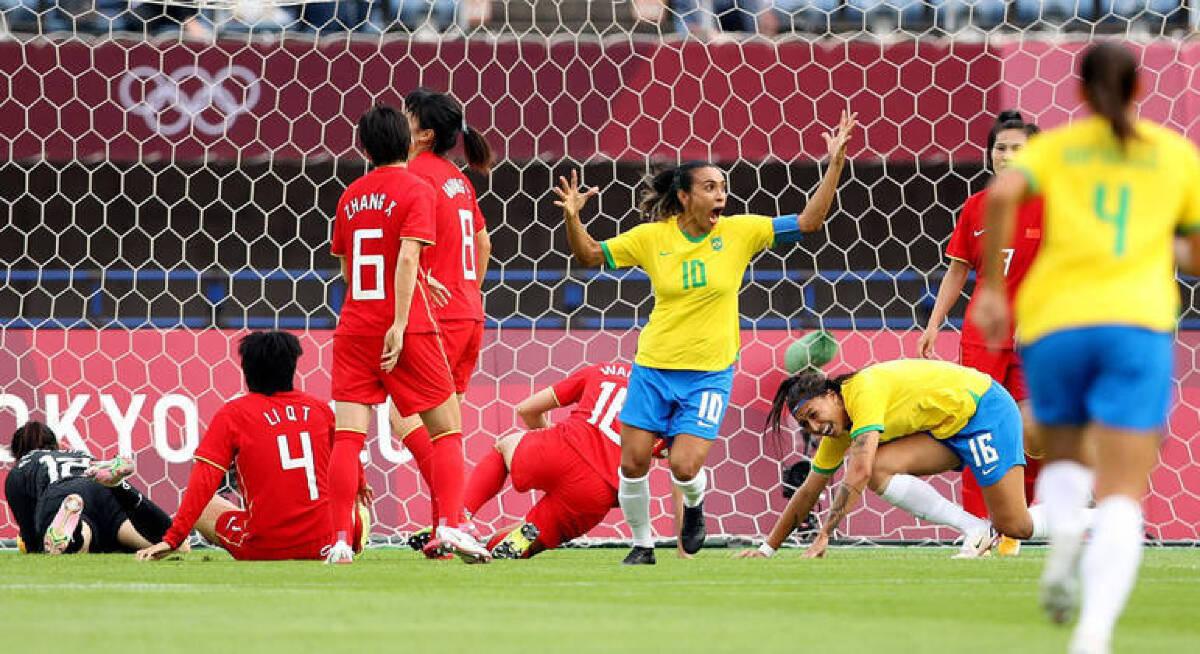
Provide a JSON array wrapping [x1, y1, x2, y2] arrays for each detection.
[[880, 474, 989, 536], [1034, 461, 1094, 541], [1029, 503, 1050, 539], [671, 468, 707, 508], [1076, 496, 1144, 646], [618, 470, 654, 548]]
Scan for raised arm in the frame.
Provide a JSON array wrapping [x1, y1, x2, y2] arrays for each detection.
[[734, 468, 832, 558], [795, 110, 857, 233], [554, 170, 603, 267], [917, 260, 971, 358], [515, 387, 559, 430], [803, 430, 879, 558]]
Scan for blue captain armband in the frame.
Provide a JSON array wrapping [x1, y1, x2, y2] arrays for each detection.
[[772, 214, 804, 246]]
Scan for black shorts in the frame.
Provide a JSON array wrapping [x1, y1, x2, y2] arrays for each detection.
[[35, 478, 129, 553]]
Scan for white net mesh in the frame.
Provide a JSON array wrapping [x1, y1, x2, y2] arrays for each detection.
[[1, 2, 1198, 548]]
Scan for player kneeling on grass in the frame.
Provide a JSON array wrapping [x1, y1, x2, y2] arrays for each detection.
[[740, 359, 1087, 559], [137, 331, 364, 562], [463, 362, 661, 559], [5, 421, 172, 555]]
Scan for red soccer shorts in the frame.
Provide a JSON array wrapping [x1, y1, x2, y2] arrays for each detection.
[[439, 320, 483, 394], [510, 426, 615, 550], [960, 343, 1028, 402], [332, 333, 455, 415], [214, 510, 328, 561]]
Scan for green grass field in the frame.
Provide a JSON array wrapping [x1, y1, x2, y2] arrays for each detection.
[[2, 547, 1197, 653]]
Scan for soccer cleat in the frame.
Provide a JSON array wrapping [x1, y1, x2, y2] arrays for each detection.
[[621, 545, 656, 566], [324, 540, 354, 565], [491, 522, 540, 560], [1068, 629, 1111, 654], [421, 538, 454, 560], [952, 526, 998, 559], [437, 526, 492, 564], [407, 526, 434, 552], [996, 535, 1022, 557], [43, 494, 84, 555], [679, 502, 707, 555], [85, 456, 135, 487], [1041, 529, 1086, 625]]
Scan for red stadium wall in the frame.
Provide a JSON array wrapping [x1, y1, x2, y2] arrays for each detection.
[[2, 328, 1197, 543]]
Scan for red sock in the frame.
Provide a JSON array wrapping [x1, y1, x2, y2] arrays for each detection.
[[464, 448, 508, 516], [401, 425, 438, 526], [431, 430, 466, 530], [330, 429, 367, 544], [1024, 458, 1042, 505]]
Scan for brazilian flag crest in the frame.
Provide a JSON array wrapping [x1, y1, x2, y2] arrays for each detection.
[[711, 237, 723, 251]]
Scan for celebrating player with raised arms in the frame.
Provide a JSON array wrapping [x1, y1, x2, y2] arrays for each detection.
[[463, 362, 642, 558], [973, 42, 1200, 653], [326, 105, 489, 564], [741, 359, 1074, 560], [6, 421, 171, 555], [137, 331, 356, 562], [386, 89, 493, 554], [918, 109, 1043, 555], [556, 111, 856, 565]]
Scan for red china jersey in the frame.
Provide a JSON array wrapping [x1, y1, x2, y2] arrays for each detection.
[[332, 166, 439, 336], [408, 152, 487, 323], [192, 391, 336, 547], [946, 189, 1044, 349], [550, 362, 631, 488]]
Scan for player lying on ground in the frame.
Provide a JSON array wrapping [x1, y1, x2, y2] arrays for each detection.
[[5, 420, 171, 554], [974, 42, 1200, 653], [137, 331, 364, 562], [918, 109, 1044, 556], [387, 88, 493, 555], [556, 111, 857, 565], [740, 359, 1089, 559], [462, 361, 681, 559], [326, 105, 488, 564]]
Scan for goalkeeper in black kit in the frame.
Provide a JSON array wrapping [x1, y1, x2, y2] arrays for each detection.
[[4, 421, 173, 554]]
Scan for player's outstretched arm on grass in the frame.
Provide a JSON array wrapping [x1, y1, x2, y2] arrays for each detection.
[[515, 387, 559, 430], [381, 238, 424, 372], [554, 170, 603, 267], [734, 469, 831, 558], [135, 460, 225, 561], [803, 431, 879, 559], [918, 259, 970, 359], [794, 110, 857, 233]]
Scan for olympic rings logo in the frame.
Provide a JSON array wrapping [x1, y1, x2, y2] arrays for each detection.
[[117, 65, 261, 137]]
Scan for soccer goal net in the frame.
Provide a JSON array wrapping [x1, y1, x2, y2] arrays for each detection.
[[1, 1, 1197, 549]]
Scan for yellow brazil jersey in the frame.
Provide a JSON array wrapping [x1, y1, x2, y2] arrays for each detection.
[[600, 214, 775, 371], [1011, 116, 1200, 343], [810, 359, 993, 473]]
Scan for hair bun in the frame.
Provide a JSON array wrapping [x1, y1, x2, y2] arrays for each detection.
[[995, 109, 1025, 125]]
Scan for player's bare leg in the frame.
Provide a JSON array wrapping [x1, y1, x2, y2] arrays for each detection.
[[867, 434, 994, 558], [418, 394, 490, 563], [668, 434, 713, 555], [328, 401, 372, 565], [116, 520, 155, 551], [618, 424, 658, 565], [1069, 425, 1159, 654]]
